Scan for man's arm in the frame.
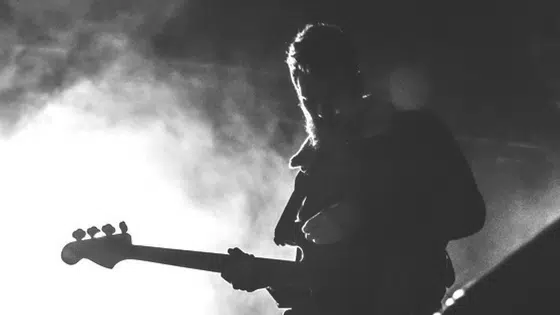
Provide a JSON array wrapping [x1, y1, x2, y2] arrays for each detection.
[[433, 142, 486, 239], [222, 245, 375, 292], [267, 245, 376, 289], [412, 111, 486, 240], [375, 110, 487, 242]]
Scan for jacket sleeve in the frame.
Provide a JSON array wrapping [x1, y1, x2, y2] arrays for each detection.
[[395, 110, 486, 241]]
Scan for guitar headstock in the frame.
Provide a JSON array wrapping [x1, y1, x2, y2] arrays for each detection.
[[61, 222, 132, 269]]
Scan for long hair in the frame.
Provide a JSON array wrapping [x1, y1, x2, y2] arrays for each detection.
[[286, 23, 364, 147], [286, 23, 363, 96]]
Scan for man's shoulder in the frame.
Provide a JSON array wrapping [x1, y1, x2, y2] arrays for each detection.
[[386, 109, 462, 162], [389, 109, 450, 138], [391, 108, 440, 126], [359, 98, 446, 137]]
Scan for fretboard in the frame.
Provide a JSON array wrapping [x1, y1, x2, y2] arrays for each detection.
[[128, 245, 297, 274], [129, 245, 227, 272]]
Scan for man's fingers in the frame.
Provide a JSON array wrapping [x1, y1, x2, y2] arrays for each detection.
[[274, 226, 292, 246], [304, 223, 345, 245], [223, 247, 262, 292], [302, 212, 326, 233], [303, 215, 325, 243], [228, 247, 242, 255], [304, 230, 320, 244], [300, 204, 352, 246], [301, 222, 310, 234], [302, 217, 319, 234]]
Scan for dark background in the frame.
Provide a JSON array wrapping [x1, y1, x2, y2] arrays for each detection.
[[152, 0, 560, 142]]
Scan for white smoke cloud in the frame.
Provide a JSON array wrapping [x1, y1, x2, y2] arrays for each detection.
[[0, 3, 300, 315]]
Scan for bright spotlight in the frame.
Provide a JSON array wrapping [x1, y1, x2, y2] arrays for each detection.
[[452, 289, 465, 300]]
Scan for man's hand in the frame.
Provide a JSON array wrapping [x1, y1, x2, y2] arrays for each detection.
[[301, 202, 362, 245], [221, 247, 267, 292]]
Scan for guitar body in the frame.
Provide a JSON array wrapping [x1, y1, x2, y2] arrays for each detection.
[[265, 247, 316, 311], [266, 221, 348, 313]]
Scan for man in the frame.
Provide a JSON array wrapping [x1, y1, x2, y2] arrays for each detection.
[[221, 23, 486, 315]]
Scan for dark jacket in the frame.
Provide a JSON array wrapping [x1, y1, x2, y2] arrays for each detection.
[[280, 108, 486, 314]]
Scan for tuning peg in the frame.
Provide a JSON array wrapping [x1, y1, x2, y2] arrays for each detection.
[[102, 224, 116, 236], [87, 226, 100, 238], [72, 229, 86, 241], [119, 221, 128, 233]]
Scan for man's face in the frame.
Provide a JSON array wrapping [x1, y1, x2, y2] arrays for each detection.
[[295, 69, 359, 141]]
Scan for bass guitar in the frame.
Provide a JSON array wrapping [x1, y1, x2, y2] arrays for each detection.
[[61, 221, 316, 312]]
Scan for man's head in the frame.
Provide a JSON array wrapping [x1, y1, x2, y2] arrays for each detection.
[[286, 23, 366, 147]]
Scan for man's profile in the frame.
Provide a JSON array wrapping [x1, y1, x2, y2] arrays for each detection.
[[221, 23, 486, 315]]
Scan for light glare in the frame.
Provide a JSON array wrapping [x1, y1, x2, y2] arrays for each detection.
[[445, 298, 455, 307], [452, 289, 465, 300]]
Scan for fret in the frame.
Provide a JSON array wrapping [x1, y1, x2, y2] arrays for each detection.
[[129, 245, 228, 273], [212, 252, 225, 271], [127, 245, 296, 277]]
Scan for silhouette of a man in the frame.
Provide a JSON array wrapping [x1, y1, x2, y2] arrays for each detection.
[[222, 23, 486, 315]]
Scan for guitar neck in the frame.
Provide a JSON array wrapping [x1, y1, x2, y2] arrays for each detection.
[[125, 245, 305, 309], [128, 245, 297, 274], [129, 245, 227, 273]]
